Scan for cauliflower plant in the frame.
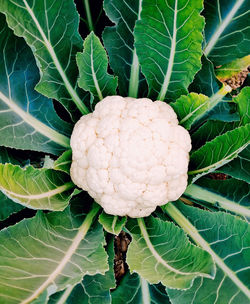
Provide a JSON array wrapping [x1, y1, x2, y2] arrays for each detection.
[[70, 96, 191, 217]]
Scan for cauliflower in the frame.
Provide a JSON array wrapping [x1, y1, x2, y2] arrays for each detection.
[[70, 96, 191, 218]]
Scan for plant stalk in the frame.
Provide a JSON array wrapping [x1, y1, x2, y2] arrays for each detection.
[[83, 0, 94, 32]]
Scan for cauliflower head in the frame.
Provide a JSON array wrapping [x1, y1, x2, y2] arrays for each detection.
[[70, 96, 191, 218]]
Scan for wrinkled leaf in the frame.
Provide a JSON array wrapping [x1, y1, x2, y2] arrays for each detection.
[[112, 272, 171, 304], [0, 0, 89, 118], [0, 14, 71, 155], [165, 202, 250, 304], [234, 86, 250, 126], [0, 202, 108, 304], [99, 212, 127, 235], [0, 163, 75, 211], [77, 32, 118, 102], [203, 0, 250, 65], [103, 0, 146, 97], [126, 216, 215, 289], [134, 0, 204, 101]]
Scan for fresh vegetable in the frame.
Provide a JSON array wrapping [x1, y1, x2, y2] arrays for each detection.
[[70, 96, 191, 217]]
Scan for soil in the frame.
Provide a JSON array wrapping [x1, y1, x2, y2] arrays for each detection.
[[223, 67, 250, 90]]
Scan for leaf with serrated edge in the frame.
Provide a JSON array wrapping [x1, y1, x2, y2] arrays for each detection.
[[0, 163, 74, 211], [99, 212, 127, 235], [165, 202, 250, 304], [134, 0, 204, 101], [126, 216, 215, 289], [103, 0, 147, 97], [0, 202, 108, 304], [184, 178, 250, 220], [0, 0, 89, 118], [0, 14, 71, 155], [77, 32, 118, 101], [189, 124, 250, 182], [112, 272, 171, 304], [203, 0, 250, 65]]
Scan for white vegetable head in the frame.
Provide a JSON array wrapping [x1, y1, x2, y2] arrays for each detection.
[[70, 96, 191, 218]]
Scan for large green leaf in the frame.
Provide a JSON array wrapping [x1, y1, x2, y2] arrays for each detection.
[[99, 212, 127, 235], [126, 216, 215, 290], [203, 0, 250, 65], [49, 238, 115, 304], [111, 272, 171, 304], [0, 163, 75, 211], [76, 32, 118, 101], [165, 202, 250, 303], [0, 14, 71, 155], [0, 191, 24, 222], [0, 0, 89, 118], [134, 0, 204, 101], [234, 86, 250, 126], [103, 0, 146, 97], [189, 124, 250, 181], [0, 202, 108, 304], [184, 178, 250, 220], [218, 146, 250, 183]]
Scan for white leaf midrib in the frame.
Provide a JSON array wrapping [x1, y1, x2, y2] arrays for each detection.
[[0, 90, 70, 148]]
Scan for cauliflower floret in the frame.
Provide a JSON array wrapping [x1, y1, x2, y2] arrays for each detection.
[[70, 96, 191, 218]]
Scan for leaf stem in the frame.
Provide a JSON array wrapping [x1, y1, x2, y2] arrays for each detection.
[[83, 0, 94, 32], [184, 184, 250, 218], [164, 202, 250, 299]]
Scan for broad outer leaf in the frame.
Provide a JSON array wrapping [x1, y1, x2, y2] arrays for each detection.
[[111, 272, 171, 304], [189, 124, 250, 181], [215, 55, 250, 81], [234, 86, 250, 126], [99, 212, 127, 235], [203, 0, 250, 65], [218, 146, 250, 183], [0, 191, 24, 221], [0, 202, 108, 304], [77, 32, 118, 101], [49, 238, 115, 304], [166, 203, 250, 304], [0, 163, 74, 211], [184, 178, 250, 220], [134, 0, 204, 101], [0, 14, 71, 155], [189, 56, 222, 96], [103, 0, 147, 97], [126, 216, 215, 289], [0, 0, 89, 118]]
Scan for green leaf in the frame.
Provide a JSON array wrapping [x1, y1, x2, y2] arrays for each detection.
[[49, 238, 115, 304], [165, 202, 250, 303], [111, 272, 171, 304], [0, 163, 75, 211], [0, 0, 89, 117], [203, 0, 250, 65], [215, 55, 250, 81], [0, 191, 24, 221], [54, 150, 72, 175], [0, 14, 71, 155], [189, 56, 222, 96], [191, 120, 237, 150], [0, 202, 108, 303], [234, 86, 250, 126], [189, 124, 250, 181], [184, 178, 250, 220], [218, 146, 250, 183], [171, 85, 232, 130], [126, 216, 215, 290], [77, 32, 118, 101], [134, 0, 204, 101], [99, 212, 127, 235], [103, 0, 147, 97]]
